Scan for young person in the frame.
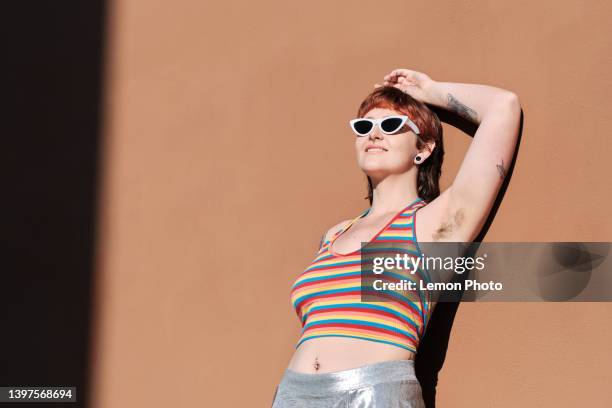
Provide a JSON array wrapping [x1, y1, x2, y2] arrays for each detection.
[[272, 68, 521, 407]]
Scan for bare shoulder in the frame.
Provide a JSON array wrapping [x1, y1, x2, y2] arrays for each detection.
[[322, 219, 352, 243]]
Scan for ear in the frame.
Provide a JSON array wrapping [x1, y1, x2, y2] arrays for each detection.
[[419, 140, 436, 161]]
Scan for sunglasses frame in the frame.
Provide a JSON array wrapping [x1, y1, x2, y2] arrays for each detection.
[[349, 115, 420, 137]]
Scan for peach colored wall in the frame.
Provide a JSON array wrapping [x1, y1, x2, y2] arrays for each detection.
[[89, 0, 612, 407]]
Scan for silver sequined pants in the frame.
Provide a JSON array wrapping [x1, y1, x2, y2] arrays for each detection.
[[271, 359, 425, 408]]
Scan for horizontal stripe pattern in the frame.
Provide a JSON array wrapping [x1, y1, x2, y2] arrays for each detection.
[[290, 198, 432, 354]]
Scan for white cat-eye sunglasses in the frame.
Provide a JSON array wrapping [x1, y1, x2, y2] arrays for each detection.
[[349, 115, 420, 137]]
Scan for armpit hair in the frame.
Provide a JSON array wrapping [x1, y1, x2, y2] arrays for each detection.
[[432, 208, 465, 241]]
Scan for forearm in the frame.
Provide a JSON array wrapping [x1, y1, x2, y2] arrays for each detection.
[[424, 81, 518, 124]]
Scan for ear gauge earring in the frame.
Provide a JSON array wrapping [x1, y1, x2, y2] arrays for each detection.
[[414, 155, 422, 164]]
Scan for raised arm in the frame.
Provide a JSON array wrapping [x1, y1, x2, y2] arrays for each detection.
[[381, 70, 522, 242]]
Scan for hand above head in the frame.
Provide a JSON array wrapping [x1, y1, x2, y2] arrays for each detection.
[[374, 68, 440, 105]]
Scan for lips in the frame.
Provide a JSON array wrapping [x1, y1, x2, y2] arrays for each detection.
[[365, 145, 388, 152]]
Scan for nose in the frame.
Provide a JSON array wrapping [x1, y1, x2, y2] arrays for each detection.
[[368, 126, 384, 141]]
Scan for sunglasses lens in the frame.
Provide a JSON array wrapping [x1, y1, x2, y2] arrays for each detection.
[[381, 117, 405, 133], [352, 120, 373, 136]]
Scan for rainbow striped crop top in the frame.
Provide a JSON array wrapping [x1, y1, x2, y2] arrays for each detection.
[[290, 197, 433, 353]]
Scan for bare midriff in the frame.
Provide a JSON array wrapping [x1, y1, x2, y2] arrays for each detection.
[[286, 337, 415, 374]]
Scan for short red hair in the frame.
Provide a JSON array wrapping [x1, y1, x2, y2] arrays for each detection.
[[355, 86, 444, 204]]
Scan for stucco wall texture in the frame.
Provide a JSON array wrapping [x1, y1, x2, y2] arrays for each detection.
[[89, 1, 612, 407]]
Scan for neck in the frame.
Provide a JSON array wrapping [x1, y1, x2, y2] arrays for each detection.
[[369, 172, 419, 216]]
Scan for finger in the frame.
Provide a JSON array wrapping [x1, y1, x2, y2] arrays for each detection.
[[390, 68, 411, 77], [392, 84, 406, 93], [391, 70, 413, 82], [384, 71, 401, 80], [388, 70, 401, 80], [384, 77, 399, 84], [393, 75, 407, 85]]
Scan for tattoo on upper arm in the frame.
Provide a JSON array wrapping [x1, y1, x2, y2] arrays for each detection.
[[496, 158, 506, 179], [446, 94, 479, 123]]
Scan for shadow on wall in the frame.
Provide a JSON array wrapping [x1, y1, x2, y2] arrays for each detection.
[[414, 108, 525, 408], [2, 2, 107, 408]]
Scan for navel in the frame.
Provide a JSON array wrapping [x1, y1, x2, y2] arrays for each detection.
[[313, 357, 320, 371]]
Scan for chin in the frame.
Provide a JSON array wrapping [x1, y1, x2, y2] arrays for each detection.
[[360, 165, 390, 179], [360, 161, 412, 178], [360, 157, 396, 171]]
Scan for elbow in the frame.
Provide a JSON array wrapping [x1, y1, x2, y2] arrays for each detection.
[[504, 91, 521, 111], [497, 91, 521, 119]]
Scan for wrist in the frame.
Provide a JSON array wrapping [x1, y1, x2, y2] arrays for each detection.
[[423, 80, 446, 107]]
